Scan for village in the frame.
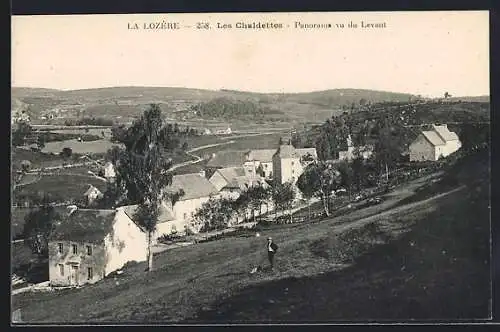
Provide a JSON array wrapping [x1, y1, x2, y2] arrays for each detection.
[[11, 95, 482, 292]]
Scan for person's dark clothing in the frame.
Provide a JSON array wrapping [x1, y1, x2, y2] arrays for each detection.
[[267, 241, 278, 269]]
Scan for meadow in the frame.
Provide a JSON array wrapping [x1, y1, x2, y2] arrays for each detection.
[[41, 139, 123, 155]]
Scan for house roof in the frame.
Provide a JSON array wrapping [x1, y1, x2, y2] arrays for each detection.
[[274, 145, 299, 158], [432, 125, 460, 141], [121, 203, 175, 224], [217, 167, 247, 182], [206, 150, 250, 168], [247, 149, 276, 162], [225, 176, 269, 190], [165, 173, 219, 200], [49, 209, 117, 243], [422, 131, 446, 146]]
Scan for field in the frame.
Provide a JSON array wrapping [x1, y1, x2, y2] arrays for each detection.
[[14, 174, 108, 203], [11, 150, 490, 322], [41, 139, 122, 155], [12, 148, 65, 171], [50, 128, 112, 138]]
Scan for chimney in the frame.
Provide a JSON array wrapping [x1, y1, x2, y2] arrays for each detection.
[[199, 170, 206, 178]]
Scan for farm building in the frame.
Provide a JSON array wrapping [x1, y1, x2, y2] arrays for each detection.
[[272, 144, 318, 185], [245, 149, 275, 179], [83, 185, 103, 206], [160, 173, 220, 235], [103, 162, 116, 182], [48, 207, 148, 287], [122, 203, 176, 240], [207, 149, 280, 180], [209, 166, 269, 200], [409, 124, 462, 161]]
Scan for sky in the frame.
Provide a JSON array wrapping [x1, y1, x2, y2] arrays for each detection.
[[11, 11, 489, 97]]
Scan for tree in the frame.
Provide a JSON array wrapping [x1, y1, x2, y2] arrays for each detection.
[[297, 161, 341, 216], [113, 104, 181, 272], [351, 156, 366, 191], [337, 161, 353, 198], [23, 194, 60, 256], [444, 92, 451, 99], [37, 135, 46, 150], [110, 124, 128, 143], [245, 184, 271, 221], [373, 116, 403, 182], [271, 181, 296, 223], [12, 122, 32, 146], [193, 197, 236, 232], [60, 147, 73, 160]]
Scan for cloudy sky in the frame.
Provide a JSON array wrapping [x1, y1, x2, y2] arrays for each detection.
[[12, 11, 489, 97]]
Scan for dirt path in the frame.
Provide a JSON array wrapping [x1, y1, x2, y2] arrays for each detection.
[[330, 185, 466, 235]]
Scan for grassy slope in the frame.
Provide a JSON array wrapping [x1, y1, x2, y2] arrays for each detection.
[[12, 87, 415, 124], [12, 150, 490, 322]]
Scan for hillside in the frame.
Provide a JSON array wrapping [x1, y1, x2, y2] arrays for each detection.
[[12, 149, 490, 323], [11, 87, 417, 125]]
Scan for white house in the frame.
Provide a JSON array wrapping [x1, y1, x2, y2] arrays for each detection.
[[245, 149, 275, 179], [409, 124, 462, 161], [103, 162, 116, 182], [160, 173, 220, 234], [209, 167, 269, 199], [272, 145, 318, 184], [48, 207, 148, 287], [83, 185, 103, 206]]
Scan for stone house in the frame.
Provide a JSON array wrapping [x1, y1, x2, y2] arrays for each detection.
[[409, 124, 462, 161], [272, 144, 317, 185], [160, 173, 220, 235], [48, 207, 148, 287]]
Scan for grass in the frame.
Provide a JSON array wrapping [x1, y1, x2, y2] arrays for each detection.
[[14, 174, 108, 203], [12, 148, 64, 171], [41, 139, 122, 155], [193, 132, 284, 158]]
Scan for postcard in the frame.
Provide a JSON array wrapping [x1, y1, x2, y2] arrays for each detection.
[[11, 11, 491, 324]]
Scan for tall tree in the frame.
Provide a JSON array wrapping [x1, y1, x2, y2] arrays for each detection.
[[271, 181, 296, 223], [297, 161, 341, 216], [113, 104, 181, 272], [23, 193, 60, 256]]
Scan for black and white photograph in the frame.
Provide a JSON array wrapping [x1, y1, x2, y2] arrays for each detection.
[[10, 11, 491, 324]]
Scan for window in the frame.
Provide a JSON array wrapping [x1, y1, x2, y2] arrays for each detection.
[[183, 213, 187, 220], [291, 161, 295, 166], [87, 267, 93, 280], [59, 264, 64, 276], [86, 245, 92, 256], [72, 244, 78, 255], [58, 243, 63, 254], [292, 169, 295, 174], [264, 164, 268, 168]]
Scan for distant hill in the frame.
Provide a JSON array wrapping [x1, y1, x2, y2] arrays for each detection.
[[11, 86, 487, 126]]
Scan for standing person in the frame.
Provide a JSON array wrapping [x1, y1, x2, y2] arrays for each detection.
[[267, 237, 278, 270]]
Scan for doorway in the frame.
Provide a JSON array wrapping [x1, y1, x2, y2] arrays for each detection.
[[69, 264, 79, 286]]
